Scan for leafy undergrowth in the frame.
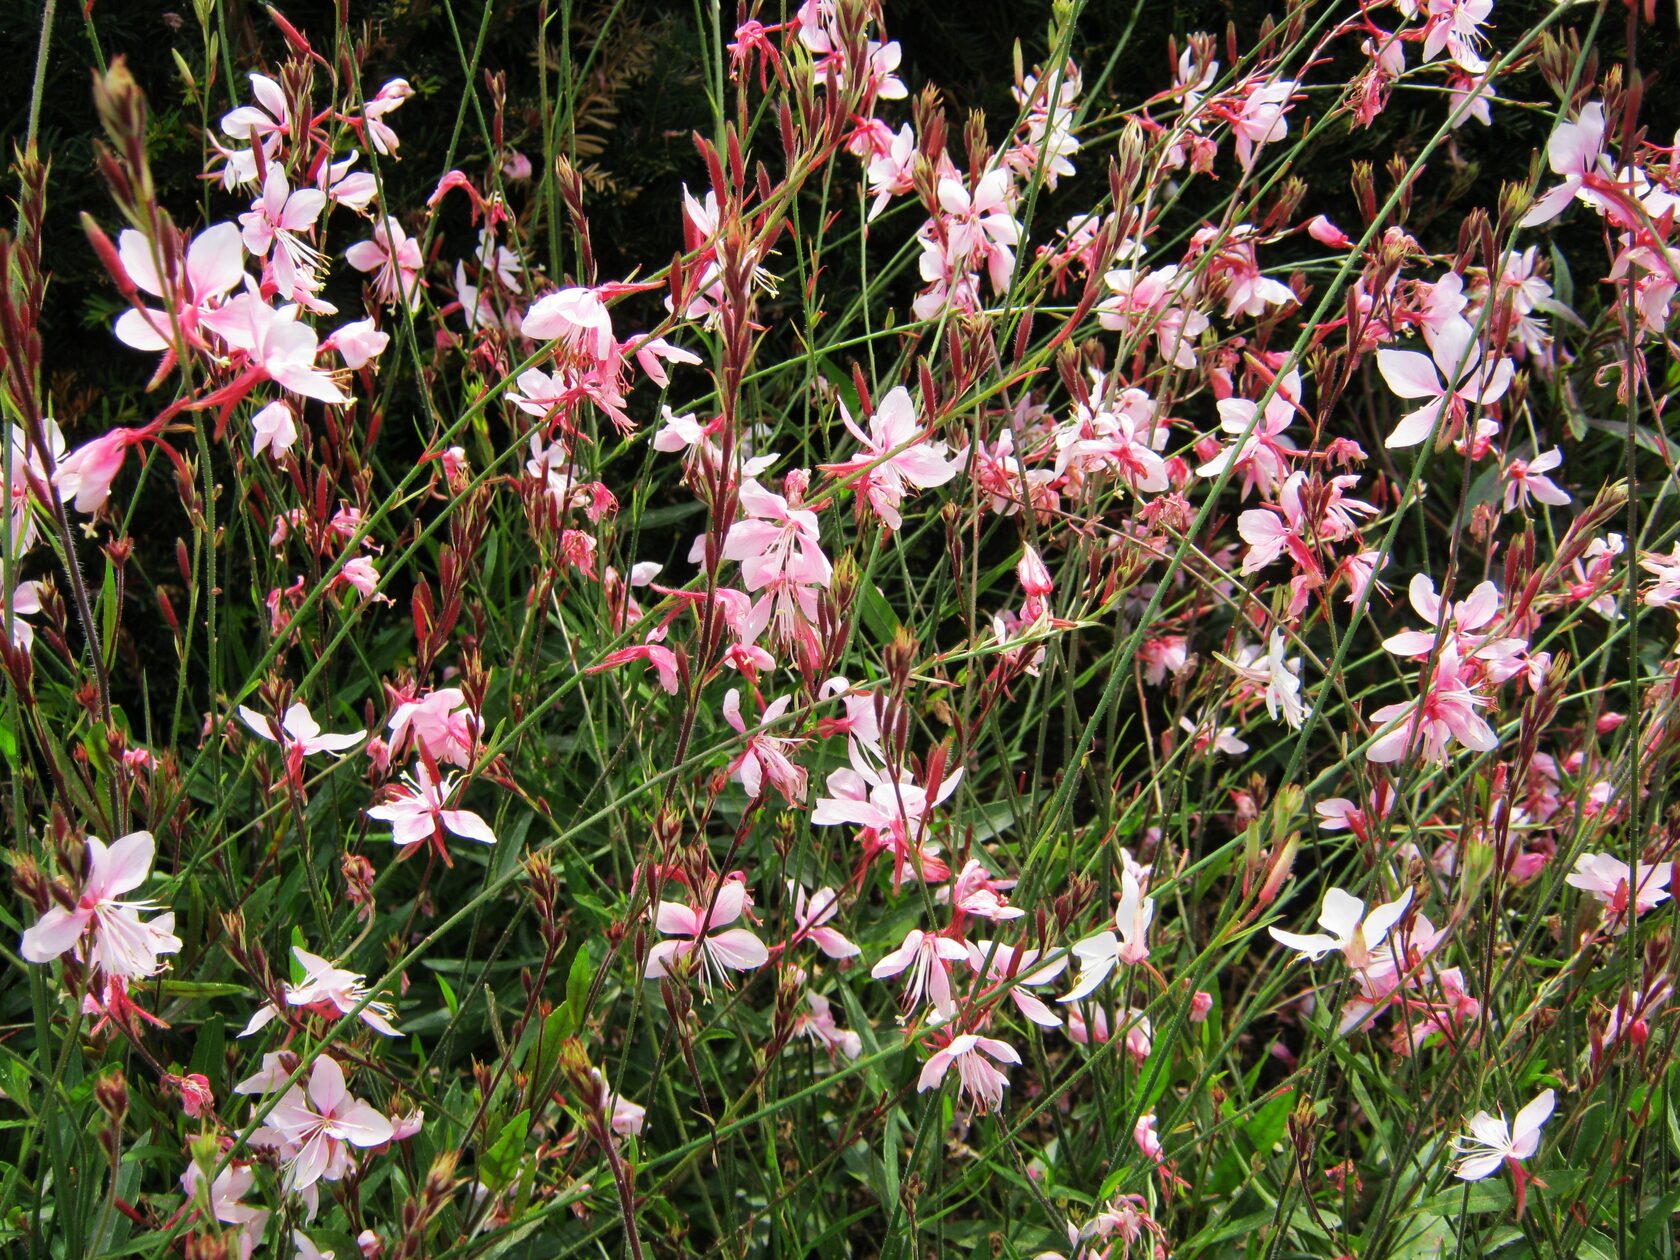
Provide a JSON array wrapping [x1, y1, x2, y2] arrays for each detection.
[[3, 1, 1680, 1258]]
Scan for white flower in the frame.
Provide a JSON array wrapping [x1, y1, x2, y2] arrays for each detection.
[[1453, 1089, 1554, 1181]]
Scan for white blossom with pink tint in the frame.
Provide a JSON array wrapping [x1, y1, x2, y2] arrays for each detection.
[[872, 927, 968, 1016], [241, 945, 400, 1039], [644, 880, 769, 990], [1564, 852, 1672, 930], [1061, 871, 1155, 1002], [821, 387, 960, 530], [20, 830, 181, 979], [1269, 885, 1412, 968], [917, 1032, 1020, 1112], [257, 1055, 394, 1192], [366, 760, 497, 852], [1376, 322, 1513, 449]]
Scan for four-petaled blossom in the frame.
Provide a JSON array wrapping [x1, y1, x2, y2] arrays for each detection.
[[1502, 449, 1570, 513], [366, 760, 497, 857], [1269, 885, 1413, 968], [251, 401, 298, 460], [644, 880, 769, 991], [721, 689, 808, 804], [1564, 852, 1672, 930], [1453, 1089, 1554, 1182], [1367, 644, 1498, 764], [917, 1032, 1021, 1112], [113, 223, 246, 356], [820, 387, 959, 531], [788, 882, 861, 958], [521, 286, 615, 359], [387, 687, 480, 768], [1061, 871, 1155, 1002], [1520, 103, 1610, 227], [54, 429, 143, 514], [873, 927, 968, 1016], [240, 702, 366, 781], [259, 1055, 394, 1192], [345, 217, 425, 310], [968, 939, 1066, 1027], [240, 166, 330, 307], [1376, 322, 1513, 449], [20, 830, 181, 979], [242, 945, 401, 1038]]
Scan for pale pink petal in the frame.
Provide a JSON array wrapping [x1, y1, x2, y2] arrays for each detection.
[[1376, 348, 1442, 399]]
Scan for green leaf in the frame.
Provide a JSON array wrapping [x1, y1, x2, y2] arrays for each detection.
[[479, 1109, 530, 1191], [566, 943, 592, 1017], [437, 973, 459, 1019]]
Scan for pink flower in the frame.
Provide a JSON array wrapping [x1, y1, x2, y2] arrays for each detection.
[[935, 169, 1020, 289], [1140, 635, 1190, 685], [259, 1056, 394, 1192], [1502, 448, 1570, 513], [628, 333, 702, 388], [1195, 372, 1302, 498], [521, 287, 615, 360], [1269, 885, 1412, 968], [721, 689, 808, 804], [820, 387, 960, 530], [591, 644, 682, 695], [1237, 471, 1318, 576], [113, 223, 246, 355], [1306, 214, 1352, 247], [180, 1162, 269, 1260], [1061, 870, 1155, 1002], [1564, 852, 1672, 929], [787, 882, 860, 959], [644, 880, 769, 990], [1098, 263, 1209, 369], [1134, 1113, 1165, 1164], [20, 830, 181, 978], [1453, 1089, 1554, 1181], [865, 123, 917, 218], [1520, 103, 1609, 226], [386, 687, 480, 768], [872, 927, 968, 1016], [812, 751, 962, 888], [586, 1069, 646, 1139], [1230, 78, 1298, 169], [722, 476, 832, 593], [169, 1072, 215, 1118], [328, 319, 391, 370], [240, 701, 366, 763], [1419, 0, 1494, 72], [1056, 383, 1169, 495], [241, 945, 400, 1039], [345, 218, 425, 310], [792, 989, 863, 1060], [54, 428, 140, 513], [220, 72, 291, 160], [947, 859, 1025, 922], [201, 288, 347, 404], [240, 166, 330, 308], [1065, 1005, 1153, 1061], [251, 401, 298, 460], [1380, 574, 1527, 680], [1376, 321, 1513, 448], [917, 1032, 1021, 1112], [362, 79, 413, 156], [366, 760, 497, 855], [1366, 646, 1498, 763], [1179, 713, 1249, 758], [967, 939, 1066, 1027]]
